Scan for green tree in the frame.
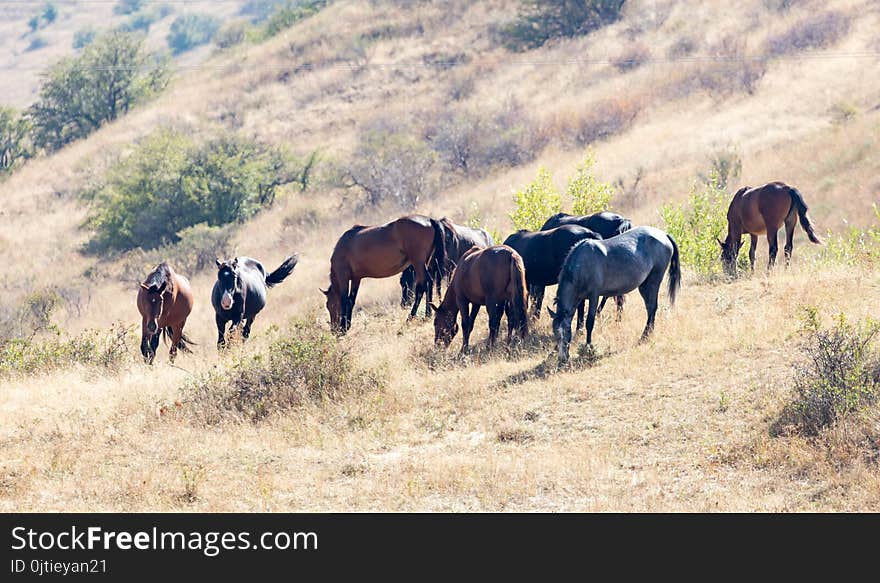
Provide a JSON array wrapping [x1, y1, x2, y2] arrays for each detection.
[[510, 167, 562, 231], [28, 31, 170, 152], [42, 2, 58, 23], [167, 14, 221, 54], [567, 151, 615, 215], [85, 129, 315, 251], [501, 0, 627, 51], [0, 108, 32, 174]]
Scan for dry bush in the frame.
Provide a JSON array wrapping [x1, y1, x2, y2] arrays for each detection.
[[612, 42, 651, 72], [447, 70, 476, 101], [764, 11, 850, 57], [550, 96, 642, 147], [666, 36, 698, 58], [668, 36, 766, 98], [0, 323, 132, 376], [182, 320, 385, 424], [772, 311, 880, 438]]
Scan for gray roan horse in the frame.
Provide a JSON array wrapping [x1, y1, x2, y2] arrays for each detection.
[[548, 227, 680, 361], [212, 255, 299, 348]]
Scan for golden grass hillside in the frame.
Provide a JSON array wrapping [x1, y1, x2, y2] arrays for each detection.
[[0, 0, 879, 511]]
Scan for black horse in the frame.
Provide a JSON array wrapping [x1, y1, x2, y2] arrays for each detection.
[[503, 225, 601, 328], [212, 255, 298, 347], [549, 227, 680, 361], [540, 211, 632, 238], [400, 218, 494, 307]]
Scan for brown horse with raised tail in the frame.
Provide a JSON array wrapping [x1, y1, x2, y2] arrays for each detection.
[[719, 181, 822, 275], [137, 263, 195, 364], [431, 245, 528, 353], [323, 215, 446, 334]]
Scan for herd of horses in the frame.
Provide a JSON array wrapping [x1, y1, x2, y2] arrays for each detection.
[[137, 181, 822, 364]]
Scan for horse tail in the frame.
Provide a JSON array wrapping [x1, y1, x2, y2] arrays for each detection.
[[666, 234, 681, 307], [509, 252, 529, 337], [429, 219, 447, 296], [163, 327, 195, 352], [265, 254, 299, 288], [788, 187, 822, 244]]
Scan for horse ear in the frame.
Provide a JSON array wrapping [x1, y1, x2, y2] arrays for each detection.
[[215, 258, 222, 268], [319, 287, 330, 296], [428, 303, 439, 311], [140, 282, 150, 290], [716, 238, 725, 248], [231, 258, 239, 269], [547, 307, 556, 319]]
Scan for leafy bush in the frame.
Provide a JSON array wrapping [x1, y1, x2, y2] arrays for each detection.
[[182, 320, 384, 424], [0, 108, 32, 174], [28, 31, 170, 152], [765, 11, 850, 57], [0, 324, 131, 376], [261, 0, 329, 38], [510, 167, 562, 231], [510, 152, 617, 231], [568, 152, 615, 215], [84, 129, 313, 251], [26, 36, 48, 52], [772, 311, 880, 437], [43, 3, 58, 24], [214, 21, 250, 49], [660, 172, 749, 279], [819, 205, 880, 267], [120, 9, 161, 33], [342, 128, 437, 208], [72, 27, 96, 49], [167, 13, 221, 54], [499, 0, 627, 51]]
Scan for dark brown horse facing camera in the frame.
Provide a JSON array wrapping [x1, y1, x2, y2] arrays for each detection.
[[431, 245, 529, 353], [323, 215, 446, 334], [136, 263, 195, 364], [719, 181, 822, 275]]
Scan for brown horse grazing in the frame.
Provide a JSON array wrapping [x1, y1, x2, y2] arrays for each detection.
[[719, 181, 822, 275], [430, 245, 528, 353], [136, 263, 195, 364], [323, 215, 446, 334]]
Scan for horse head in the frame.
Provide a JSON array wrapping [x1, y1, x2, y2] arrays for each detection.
[[139, 280, 168, 336], [717, 237, 742, 276], [547, 306, 572, 362], [431, 302, 458, 347], [215, 258, 241, 311], [321, 284, 344, 334]]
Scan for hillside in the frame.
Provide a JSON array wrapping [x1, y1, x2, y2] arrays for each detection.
[[0, 0, 879, 511]]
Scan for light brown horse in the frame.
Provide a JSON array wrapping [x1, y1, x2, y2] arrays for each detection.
[[137, 263, 195, 364], [718, 181, 822, 275], [323, 215, 446, 334], [431, 245, 528, 353]]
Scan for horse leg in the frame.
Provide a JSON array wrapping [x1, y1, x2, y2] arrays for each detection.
[[576, 299, 586, 333], [459, 299, 475, 353], [242, 317, 253, 340], [638, 273, 662, 341], [531, 286, 545, 319], [169, 325, 183, 363], [784, 213, 797, 267], [487, 300, 503, 348], [615, 295, 625, 321], [149, 333, 160, 363], [409, 264, 430, 320], [749, 234, 758, 271], [216, 314, 227, 349], [347, 278, 361, 328], [585, 294, 599, 346], [767, 228, 779, 270]]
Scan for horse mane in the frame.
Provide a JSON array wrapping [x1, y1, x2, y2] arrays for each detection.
[[142, 262, 173, 292]]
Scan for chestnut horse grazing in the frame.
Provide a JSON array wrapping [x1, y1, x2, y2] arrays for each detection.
[[137, 263, 194, 364], [431, 245, 528, 353], [719, 182, 822, 275], [323, 215, 446, 334]]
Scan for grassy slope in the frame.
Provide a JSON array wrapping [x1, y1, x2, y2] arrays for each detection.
[[1, 0, 879, 510]]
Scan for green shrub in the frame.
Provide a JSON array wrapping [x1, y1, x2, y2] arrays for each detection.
[[114, 0, 144, 15], [509, 152, 616, 231], [167, 13, 220, 54], [0, 108, 32, 174], [72, 27, 96, 49], [28, 31, 170, 152], [42, 3, 58, 24], [772, 311, 880, 437], [183, 320, 384, 424], [261, 0, 329, 38], [510, 167, 562, 231], [819, 205, 880, 267], [568, 151, 615, 215], [84, 129, 314, 251], [660, 172, 749, 279], [0, 324, 131, 376], [499, 0, 626, 51]]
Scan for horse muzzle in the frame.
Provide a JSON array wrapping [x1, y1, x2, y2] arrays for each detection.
[[220, 292, 234, 310], [147, 321, 158, 335]]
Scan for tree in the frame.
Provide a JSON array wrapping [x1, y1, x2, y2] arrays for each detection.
[[167, 14, 221, 54], [0, 108, 31, 174], [42, 3, 58, 23], [501, 0, 627, 51], [28, 31, 170, 152]]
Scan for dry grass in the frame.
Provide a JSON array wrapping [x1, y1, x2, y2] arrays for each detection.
[[1, 0, 880, 511]]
